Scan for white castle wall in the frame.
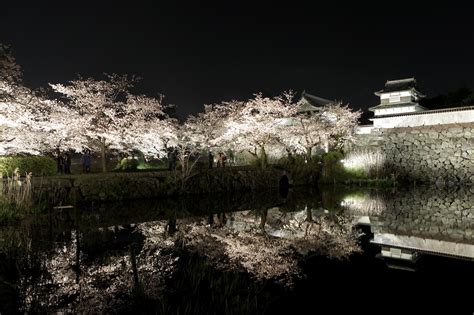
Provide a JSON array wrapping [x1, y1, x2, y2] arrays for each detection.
[[371, 106, 474, 128]]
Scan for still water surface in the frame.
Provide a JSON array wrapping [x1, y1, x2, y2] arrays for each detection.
[[1, 185, 473, 313]]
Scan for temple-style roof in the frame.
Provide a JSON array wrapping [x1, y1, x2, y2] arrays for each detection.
[[375, 78, 425, 97], [297, 91, 334, 113]]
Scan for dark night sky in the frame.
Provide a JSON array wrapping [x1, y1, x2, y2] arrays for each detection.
[[1, 2, 474, 118]]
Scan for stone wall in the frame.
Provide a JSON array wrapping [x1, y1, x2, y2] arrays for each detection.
[[32, 167, 293, 203], [351, 123, 474, 184]]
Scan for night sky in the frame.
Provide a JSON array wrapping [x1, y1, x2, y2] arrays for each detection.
[[2, 3, 473, 118]]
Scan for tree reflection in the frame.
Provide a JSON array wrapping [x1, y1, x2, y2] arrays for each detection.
[[175, 207, 361, 286], [0, 188, 365, 313]]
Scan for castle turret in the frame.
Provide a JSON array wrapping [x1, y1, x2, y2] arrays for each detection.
[[370, 78, 426, 117]]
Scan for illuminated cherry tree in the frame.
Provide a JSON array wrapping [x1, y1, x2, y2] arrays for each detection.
[[0, 91, 87, 156], [282, 102, 361, 161], [0, 44, 22, 90], [168, 120, 205, 185], [323, 103, 361, 149], [36, 99, 90, 153], [51, 75, 177, 171], [50, 75, 135, 171], [1, 45, 87, 156], [0, 44, 29, 151], [185, 102, 234, 152], [213, 92, 298, 168], [115, 93, 176, 158], [183, 92, 360, 167]]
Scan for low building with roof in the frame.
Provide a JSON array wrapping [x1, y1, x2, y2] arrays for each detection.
[[296, 90, 334, 114]]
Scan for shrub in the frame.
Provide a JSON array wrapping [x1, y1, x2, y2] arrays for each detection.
[[320, 151, 346, 183], [118, 157, 139, 171], [275, 154, 321, 184], [0, 156, 56, 177], [114, 155, 169, 171], [137, 158, 168, 170]]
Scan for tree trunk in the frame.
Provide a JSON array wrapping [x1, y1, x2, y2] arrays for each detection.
[[305, 206, 313, 222], [260, 208, 268, 230], [129, 244, 140, 289], [100, 138, 107, 173], [259, 146, 268, 169], [306, 146, 312, 162]]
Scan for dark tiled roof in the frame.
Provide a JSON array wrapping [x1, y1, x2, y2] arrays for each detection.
[[375, 78, 421, 95], [301, 91, 333, 107], [297, 91, 334, 113]]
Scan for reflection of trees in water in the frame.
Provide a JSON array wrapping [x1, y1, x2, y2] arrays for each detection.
[[1, 207, 361, 313], [3, 186, 472, 312], [177, 208, 361, 286], [0, 187, 365, 313], [12, 222, 180, 313]]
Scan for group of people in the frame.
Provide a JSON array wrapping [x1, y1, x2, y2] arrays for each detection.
[[55, 148, 92, 174], [208, 151, 231, 168], [55, 149, 72, 174]]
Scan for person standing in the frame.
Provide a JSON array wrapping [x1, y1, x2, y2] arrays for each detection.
[[226, 149, 234, 167], [56, 148, 64, 175], [82, 149, 92, 173], [208, 151, 213, 169], [64, 153, 72, 174], [221, 152, 227, 168], [217, 152, 222, 168]]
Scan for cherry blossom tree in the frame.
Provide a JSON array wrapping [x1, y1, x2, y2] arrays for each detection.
[[1, 44, 88, 157], [0, 44, 22, 88], [50, 74, 140, 172], [281, 110, 330, 161], [51, 75, 177, 172], [168, 120, 204, 187], [0, 92, 87, 156], [282, 102, 361, 161], [213, 92, 298, 168], [1, 44, 29, 151], [120, 94, 176, 158], [323, 103, 361, 150], [185, 102, 234, 152], [36, 99, 89, 153]]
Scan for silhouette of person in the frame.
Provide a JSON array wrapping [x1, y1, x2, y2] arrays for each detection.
[[82, 149, 92, 173], [208, 151, 213, 169], [64, 153, 72, 174], [56, 148, 64, 174]]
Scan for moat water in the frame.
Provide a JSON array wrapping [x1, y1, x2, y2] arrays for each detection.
[[1, 185, 473, 313]]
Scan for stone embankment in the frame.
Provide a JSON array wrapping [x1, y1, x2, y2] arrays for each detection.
[[352, 123, 474, 184], [32, 167, 294, 203]]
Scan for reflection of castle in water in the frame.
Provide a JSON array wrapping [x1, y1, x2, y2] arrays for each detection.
[[342, 186, 474, 269]]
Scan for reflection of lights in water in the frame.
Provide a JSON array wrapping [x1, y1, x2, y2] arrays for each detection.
[[341, 195, 384, 215]]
